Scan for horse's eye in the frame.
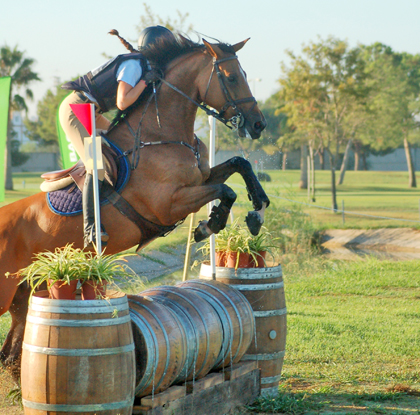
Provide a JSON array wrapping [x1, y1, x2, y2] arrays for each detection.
[[227, 75, 236, 83]]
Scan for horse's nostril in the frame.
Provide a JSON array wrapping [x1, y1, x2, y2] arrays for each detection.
[[254, 120, 265, 132]]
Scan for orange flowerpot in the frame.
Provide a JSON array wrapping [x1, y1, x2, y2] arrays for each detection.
[[226, 252, 251, 269], [49, 279, 78, 300], [81, 281, 107, 300], [215, 251, 227, 266], [249, 251, 267, 268]]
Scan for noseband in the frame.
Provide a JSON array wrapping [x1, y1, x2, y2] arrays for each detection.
[[158, 54, 257, 130]]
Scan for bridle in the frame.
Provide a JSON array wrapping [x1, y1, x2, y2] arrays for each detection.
[[158, 54, 257, 130]]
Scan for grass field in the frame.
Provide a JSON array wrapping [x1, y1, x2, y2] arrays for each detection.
[[1, 170, 420, 414]]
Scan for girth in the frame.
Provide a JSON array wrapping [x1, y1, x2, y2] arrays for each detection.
[[101, 181, 181, 251]]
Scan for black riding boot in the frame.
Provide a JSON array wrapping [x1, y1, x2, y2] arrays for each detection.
[[83, 173, 109, 249]]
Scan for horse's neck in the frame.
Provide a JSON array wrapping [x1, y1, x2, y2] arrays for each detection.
[[120, 53, 204, 147]]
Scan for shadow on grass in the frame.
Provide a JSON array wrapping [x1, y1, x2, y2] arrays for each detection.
[[246, 384, 420, 414]]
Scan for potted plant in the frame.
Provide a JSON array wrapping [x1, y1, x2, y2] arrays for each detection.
[[198, 219, 277, 269], [78, 250, 136, 300], [16, 244, 136, 300]]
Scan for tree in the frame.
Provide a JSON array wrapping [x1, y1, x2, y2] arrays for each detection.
[[0, 45, 40, 189], [136, 3, 194, 35], [278, 37, 369, 210], [359, 44, 420, 187], [24, 82, 69, 150]]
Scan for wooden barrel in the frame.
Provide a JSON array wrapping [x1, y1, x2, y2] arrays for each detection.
[[177, 279, 255, 370], [128, 294, 187, 397], [200, 264, 287, 396], [141, 285, 223, 382], [21, 291, 135, 415]]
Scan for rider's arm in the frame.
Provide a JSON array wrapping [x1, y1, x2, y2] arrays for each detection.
[[116, 80, 147, 111]]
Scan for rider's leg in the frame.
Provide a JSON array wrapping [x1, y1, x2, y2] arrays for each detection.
[[59, 92, 109, 248]]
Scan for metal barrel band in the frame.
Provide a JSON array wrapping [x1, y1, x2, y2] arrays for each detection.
[[129, 308, 159, 394], [26, 313, 131, 327], [241, 350, 286, 361], [253, 307, 287, 318], [199, 264, 282, 280], [261, 374, 282, 385], [22, 342, 134, 356], [30, 295, 128, 307], [229, 281, 284, 291], [22, 398, 134, 412], [29, 302, 129, 314]]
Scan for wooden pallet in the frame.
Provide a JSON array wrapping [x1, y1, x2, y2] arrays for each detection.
[[132, 361, 260, 415]]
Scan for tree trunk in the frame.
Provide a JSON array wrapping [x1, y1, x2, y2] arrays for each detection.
[[327, 150, 338, 211], [354, 141, 360, 171], [309, 145, 315, 202], [318, 147, 325, 170], [338, 139, 352, 185], [281, 151, 287, 170], [404, 137, 417, 188], [298, 144, 308, 189]]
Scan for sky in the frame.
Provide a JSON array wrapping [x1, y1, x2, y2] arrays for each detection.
[[2, 0, 420, 118]]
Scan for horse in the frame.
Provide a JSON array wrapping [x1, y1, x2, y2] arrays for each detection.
[[0, 35, 269, 380]]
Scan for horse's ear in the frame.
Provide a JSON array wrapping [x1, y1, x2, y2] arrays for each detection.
[[203, 39, 223, 59], [232, 38, 250, 53]]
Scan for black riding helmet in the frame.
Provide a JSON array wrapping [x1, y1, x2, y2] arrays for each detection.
[[138, 25, 176, 50]]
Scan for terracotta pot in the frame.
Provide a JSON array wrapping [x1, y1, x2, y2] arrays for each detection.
[[81, 280, 107, 300], [249, 251, 267, 268], [226, 252, 250, 268], [215, 251, 227, 266], [49, 279, 78, 300]]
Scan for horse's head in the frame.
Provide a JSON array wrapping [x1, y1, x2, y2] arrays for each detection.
[[199, 39, 266, 139]]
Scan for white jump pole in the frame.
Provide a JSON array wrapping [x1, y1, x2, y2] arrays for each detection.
[[86, 104, 102, 254], [208, 115, 216, 280]]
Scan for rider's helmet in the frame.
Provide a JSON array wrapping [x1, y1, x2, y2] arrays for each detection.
[[138, 25, 176, 50]]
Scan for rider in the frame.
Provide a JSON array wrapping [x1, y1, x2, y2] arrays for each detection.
[[59, 26, 176, 249]]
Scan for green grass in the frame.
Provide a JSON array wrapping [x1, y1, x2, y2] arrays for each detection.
[[246, 257, 420, 414]]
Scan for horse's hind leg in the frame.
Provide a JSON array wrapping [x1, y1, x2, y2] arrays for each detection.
[[205, 157, 270, 235], [0, 283, 31, 382]]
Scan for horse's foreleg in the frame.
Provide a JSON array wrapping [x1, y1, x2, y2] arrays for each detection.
[[167, 184, 237, 242], [205, 157, 270, 235]]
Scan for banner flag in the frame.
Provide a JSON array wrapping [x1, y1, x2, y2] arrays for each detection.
[[56, 94, 79, 170], [0, 77, 11, 203], [69, 103, 93, 135]]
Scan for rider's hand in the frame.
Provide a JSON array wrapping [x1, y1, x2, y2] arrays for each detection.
[[143, 68, 162, 85]]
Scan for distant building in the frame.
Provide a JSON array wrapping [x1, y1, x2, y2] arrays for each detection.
[[11, 111, 31, 145]]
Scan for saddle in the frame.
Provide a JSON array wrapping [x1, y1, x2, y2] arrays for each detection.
[[40, 144, 119, 192]]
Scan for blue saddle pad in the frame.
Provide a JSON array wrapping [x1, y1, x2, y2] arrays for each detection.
[[47, 139, 130, 216]]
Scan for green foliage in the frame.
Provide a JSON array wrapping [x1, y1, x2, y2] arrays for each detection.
[[24, 84, 69, 148], [15, 244, 137, 297], [136, 3, 194, 34], [264, 192, 320, 258]]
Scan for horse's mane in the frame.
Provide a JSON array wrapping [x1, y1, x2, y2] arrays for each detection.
[[108, 35, 236, 130]]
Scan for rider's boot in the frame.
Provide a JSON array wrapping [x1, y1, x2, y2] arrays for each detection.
[[83, 173, 109, 249]]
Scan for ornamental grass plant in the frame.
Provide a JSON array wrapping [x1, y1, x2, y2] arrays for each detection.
[[15, 244, 137, 299]]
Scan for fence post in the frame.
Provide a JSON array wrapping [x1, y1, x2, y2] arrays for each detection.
[[342, 200, 345, 225]]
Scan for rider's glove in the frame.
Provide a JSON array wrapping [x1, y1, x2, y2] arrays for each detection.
[[143, 68, 162, 85]]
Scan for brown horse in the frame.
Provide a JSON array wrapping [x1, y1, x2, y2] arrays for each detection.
[[0, 35, 269, 380]]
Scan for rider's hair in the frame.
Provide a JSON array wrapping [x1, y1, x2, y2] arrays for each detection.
[[109, 29, 136, 53]]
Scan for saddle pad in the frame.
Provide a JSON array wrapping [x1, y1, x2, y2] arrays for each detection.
[[47, 139, 130, 216]]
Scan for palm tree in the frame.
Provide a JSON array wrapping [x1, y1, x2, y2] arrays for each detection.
[[0, 45, 40, 190]]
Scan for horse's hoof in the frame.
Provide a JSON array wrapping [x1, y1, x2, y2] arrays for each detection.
[[245, 211, 263, 236], [194, 221, 211, 243]]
